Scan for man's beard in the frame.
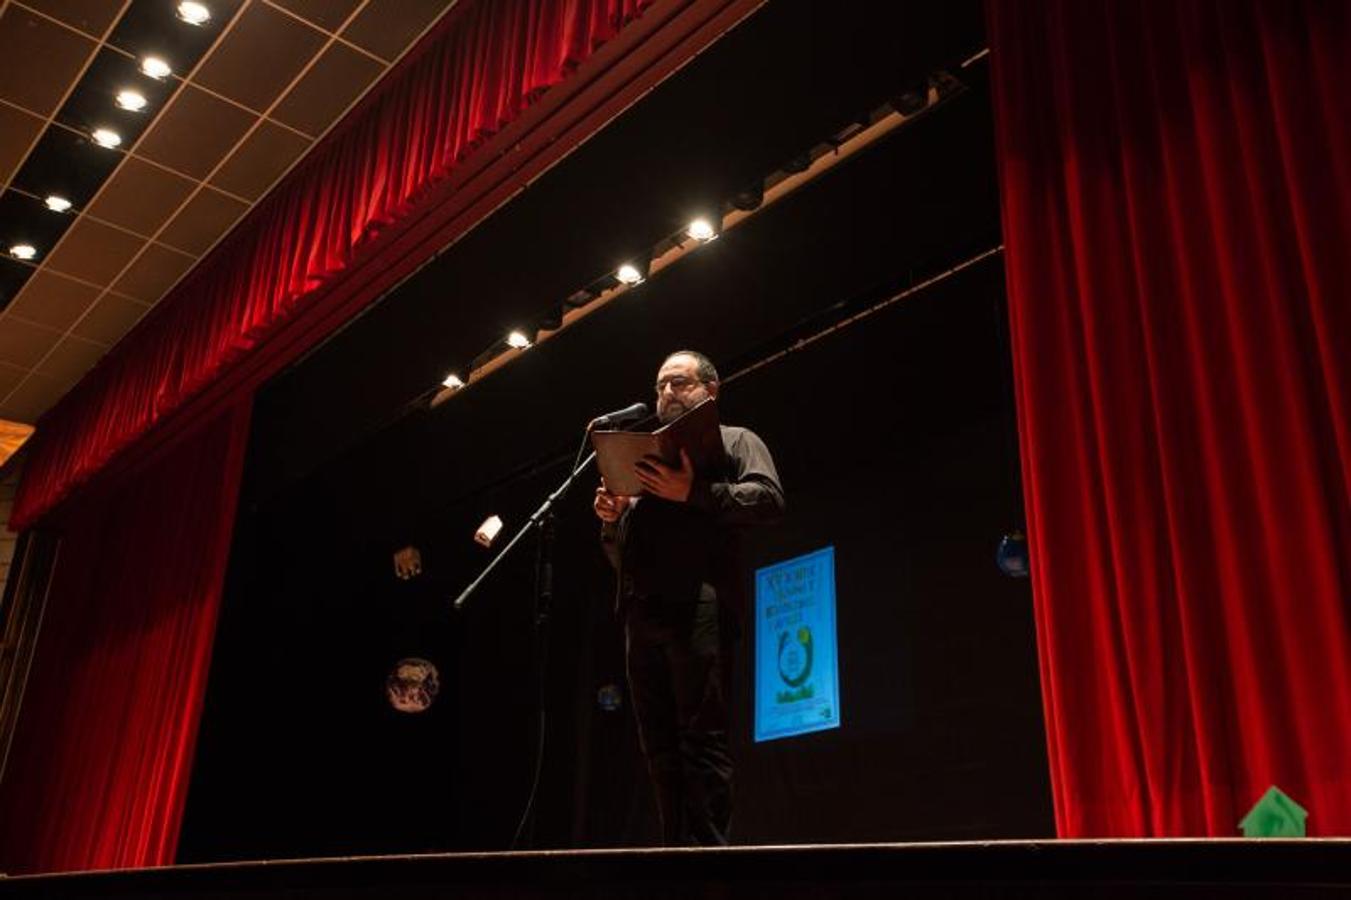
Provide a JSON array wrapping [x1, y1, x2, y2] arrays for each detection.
[[658, 401, 686, 424]]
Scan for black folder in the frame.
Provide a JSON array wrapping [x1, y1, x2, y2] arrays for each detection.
[[590, 398, 723, 496]]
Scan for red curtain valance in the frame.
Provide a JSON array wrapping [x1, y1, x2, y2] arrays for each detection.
[[989, 0, 1351, 835], [11, 0, 654, 530]]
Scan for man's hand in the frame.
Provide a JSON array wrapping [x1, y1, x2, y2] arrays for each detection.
[[635, 449, 694, 502], [594, 482, 631, 523]]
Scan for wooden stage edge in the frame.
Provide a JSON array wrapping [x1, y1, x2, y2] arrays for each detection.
[[4, 839, 1351, 898]]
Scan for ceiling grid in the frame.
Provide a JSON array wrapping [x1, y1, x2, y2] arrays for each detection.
[[0, 0, 458, 423]]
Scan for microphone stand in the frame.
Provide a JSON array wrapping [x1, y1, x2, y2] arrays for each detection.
[[451, 435, 595, 614], [449, 428, 597, 849]]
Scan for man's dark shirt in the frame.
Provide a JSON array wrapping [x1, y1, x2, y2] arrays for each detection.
[[601, 424, 785, 624]]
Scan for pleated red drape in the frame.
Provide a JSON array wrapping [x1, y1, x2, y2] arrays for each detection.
[[10, 0, 652, 532], [0, 0, 669, 874], [989, 0, 1351, 836], [0, 402, 251, 873]]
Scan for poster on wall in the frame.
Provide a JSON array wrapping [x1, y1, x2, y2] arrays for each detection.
[[754, 545, 841, 742]]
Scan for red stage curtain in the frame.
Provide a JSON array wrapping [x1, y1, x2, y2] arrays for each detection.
[[0, 403, 251, 873], [10, 0, 652, 531], [989, 0, 1351, 836]]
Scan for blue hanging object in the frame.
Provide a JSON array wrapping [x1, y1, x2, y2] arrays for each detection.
[[996, 531, 1030, 577]]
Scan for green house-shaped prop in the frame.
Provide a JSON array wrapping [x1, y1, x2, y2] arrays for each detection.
[[1239, 786, 1308, 838]]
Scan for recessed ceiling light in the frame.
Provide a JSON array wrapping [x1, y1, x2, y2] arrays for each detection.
[[176, 1, 211, 25], [10, 244, 37, 261], [140, 56, 172, 79], [616, 263, 645, 285], [506, 330, 532, 350], [44, 195, 72, 213], [91, 128, 122, 149], [115, 89, 148, 112], [441, 373, 464, 390]]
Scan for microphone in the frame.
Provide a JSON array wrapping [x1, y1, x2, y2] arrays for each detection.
[[589, 401, 649, 430]]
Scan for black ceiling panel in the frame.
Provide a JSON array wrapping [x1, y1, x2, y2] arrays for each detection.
[[0, 190, 77, 253], [9, 125, 123, 210], [107, 0, 246, 78], [54, 46, 182, 144], [0, 255, 37, 310]]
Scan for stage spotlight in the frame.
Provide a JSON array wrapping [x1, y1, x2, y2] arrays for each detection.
[[564, 287, 595, 310], [9, 244, 37, 261], [618, 255, 648, 283], [616, 262, 646, 286], [506, 330, 532, 349], [474, 515, 504, 548], [686, 217, 720, 243], [731, 183, 763, 211], [893, 79, 933, 116], [441, 372, 464, 390], [44, 195, 72, 213], [538, 304, 564, 331]]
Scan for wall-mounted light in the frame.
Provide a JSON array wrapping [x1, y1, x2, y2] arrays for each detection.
[[506, 330, 532, 350], [441, 372, 464, 390]]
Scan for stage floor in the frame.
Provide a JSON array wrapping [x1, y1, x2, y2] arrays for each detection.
[[3, 840, 1351, 899]]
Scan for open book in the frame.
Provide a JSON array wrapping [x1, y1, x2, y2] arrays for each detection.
[[590, 398, 723, 496]]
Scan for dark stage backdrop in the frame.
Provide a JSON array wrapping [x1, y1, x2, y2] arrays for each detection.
[[178, 267, 1047, 859], [177, 40, 1051, 853]]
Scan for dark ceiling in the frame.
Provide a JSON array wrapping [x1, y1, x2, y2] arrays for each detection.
[[0, 0, 454, 423]]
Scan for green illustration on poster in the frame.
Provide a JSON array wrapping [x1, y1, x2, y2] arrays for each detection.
[[755, 546, 840, 742]]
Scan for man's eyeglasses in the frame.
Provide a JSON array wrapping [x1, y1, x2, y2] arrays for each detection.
[[654, 375, 704, 394]]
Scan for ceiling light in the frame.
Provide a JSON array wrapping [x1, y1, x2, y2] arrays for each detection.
[[115, 89, 148, 112], [9, 244, 37, 261], [506, 330, 532, 350], [686, 218, 719, 243], [91, 128, 122, 149], [44, 195, 72, 213], [140, 56, 172, 79], [441, 373, 464, 390], [176, 2, 211, 25], [616, 263, 645, 285]]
